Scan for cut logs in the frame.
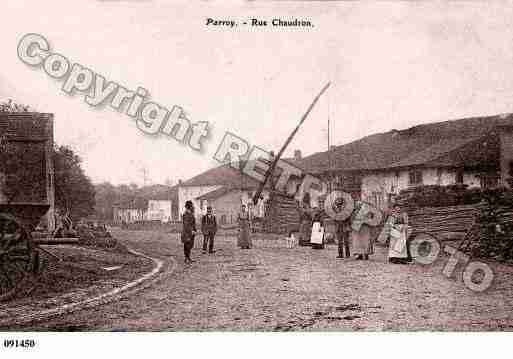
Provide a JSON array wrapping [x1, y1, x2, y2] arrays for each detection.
[[263, 191, 300, 234], [405, 204, 479, 235]]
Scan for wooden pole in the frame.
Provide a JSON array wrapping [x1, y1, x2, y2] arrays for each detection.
[[252, 82, 331, 205]]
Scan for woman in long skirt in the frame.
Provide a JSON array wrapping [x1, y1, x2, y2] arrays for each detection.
[[237, 204, 252, 249], [351, 201, 373, 260], [298, 204, 312, 246], [351, 223, 372, 260], [387, 205, 412, 264]]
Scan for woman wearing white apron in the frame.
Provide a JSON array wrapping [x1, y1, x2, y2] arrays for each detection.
[[387, 206, 412, 264], [310, 208, 325, 249]]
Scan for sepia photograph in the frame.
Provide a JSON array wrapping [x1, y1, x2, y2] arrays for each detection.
[[1, 0, 513, 357]]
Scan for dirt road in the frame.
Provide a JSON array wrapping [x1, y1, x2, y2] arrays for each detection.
[[13, 229, 513, 331]]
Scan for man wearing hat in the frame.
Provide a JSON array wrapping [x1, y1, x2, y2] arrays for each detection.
[[201, 205, 218, 254], [181, 200, 197, 264]]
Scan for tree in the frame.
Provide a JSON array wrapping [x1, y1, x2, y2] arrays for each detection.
[[53, 145, 95, 221], [94, 182, 118, 220]]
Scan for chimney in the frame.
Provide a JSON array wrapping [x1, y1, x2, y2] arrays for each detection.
[[294, 150, 302, 160]]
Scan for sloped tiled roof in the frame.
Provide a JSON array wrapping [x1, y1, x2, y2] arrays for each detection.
[[387, 136, 485, 168], [195, 186, 233, 201], [181, 158, 298, 188], [295, 113, 513, 173], [181, 163, 261, 188], [182, 113, 511, 188], [195, 185, 257, 201]]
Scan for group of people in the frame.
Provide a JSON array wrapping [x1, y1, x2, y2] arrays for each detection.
[[181, 197, 413, 265], [299, 199, 413, 264], [180, 200, 253, 263]]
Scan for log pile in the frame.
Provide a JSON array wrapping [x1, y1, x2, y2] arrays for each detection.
[[404, 188, 513, 261], [264, 191, 300, 234], [406, 204, 479, 235], [459, 191, 513, 260], [406, 204, 513, 235]]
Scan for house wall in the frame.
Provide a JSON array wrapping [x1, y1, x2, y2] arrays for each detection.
[[361, 168, 483, 210], [463, 173, 481, 188], [147, 200, 173, 222], [500, 128, 513, 187], [210, 191, 242, 225], [207, 189, 270, 225], [178, 185, 221, 217], [291, 176, 327, 209]]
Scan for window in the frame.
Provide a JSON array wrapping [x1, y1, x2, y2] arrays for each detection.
[[456, 170, 464, 185], [436, 169, 443, 185], [408, 170, 423, 186], [480, 175, 499, 189]]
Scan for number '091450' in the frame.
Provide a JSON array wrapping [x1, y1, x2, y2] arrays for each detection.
[[3, 339, 35, 348]]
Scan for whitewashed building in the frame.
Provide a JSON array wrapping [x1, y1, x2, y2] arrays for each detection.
[[177, 161, 272, 218], [295, 114, 513, 211], [113, 205, 147, 224], [147, 200, 173, 222]]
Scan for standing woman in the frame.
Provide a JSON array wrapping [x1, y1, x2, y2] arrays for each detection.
[[181, 200, 197, 263], [351, 201, 373, 260], [298, 203, 313, 246], [237, 204, 252, 249], [387, 205, 412, 264], [310, 207, 325, 250]]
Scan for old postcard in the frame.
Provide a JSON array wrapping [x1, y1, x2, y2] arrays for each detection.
[[0, 0, 512, 357]]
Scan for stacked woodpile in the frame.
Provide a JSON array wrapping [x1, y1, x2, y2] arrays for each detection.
[[395, 184, 487, 238], [264, 191, 300, 234], [405, 204, 479, 235], [460, 190, 513, 261], [394, 184, 482, 208], [401, 187, 513, 261]]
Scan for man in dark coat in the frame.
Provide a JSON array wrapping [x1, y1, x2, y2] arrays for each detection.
[[201, 206, 217, 254], [181, 200, 197, 263], [336, 219, 352, 259], [333, 195, 352, 259]]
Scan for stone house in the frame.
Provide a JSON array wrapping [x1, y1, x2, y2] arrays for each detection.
[[296, 113, 513, 211], [195, 186, 269, 225], [177, 161, 274, 223]]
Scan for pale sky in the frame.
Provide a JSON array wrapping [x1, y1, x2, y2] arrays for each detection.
[[2, 1, 513, 185]]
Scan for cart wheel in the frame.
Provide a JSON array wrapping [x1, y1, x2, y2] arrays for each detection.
[[0, 214, 39, 301]]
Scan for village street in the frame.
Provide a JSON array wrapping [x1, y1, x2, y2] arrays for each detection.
[[14, 229, 513, 331]]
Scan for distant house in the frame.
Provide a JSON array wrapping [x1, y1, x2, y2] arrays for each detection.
[[111, 184, 179, 224], [146, 184, 179, 222], [195, 186, 268, 225], [147, 200, 173, 222], [296, 113, 513, 210], [177, 162, 272, 218], [177, 152, 314, 223], [113, 204, 147, 224]]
